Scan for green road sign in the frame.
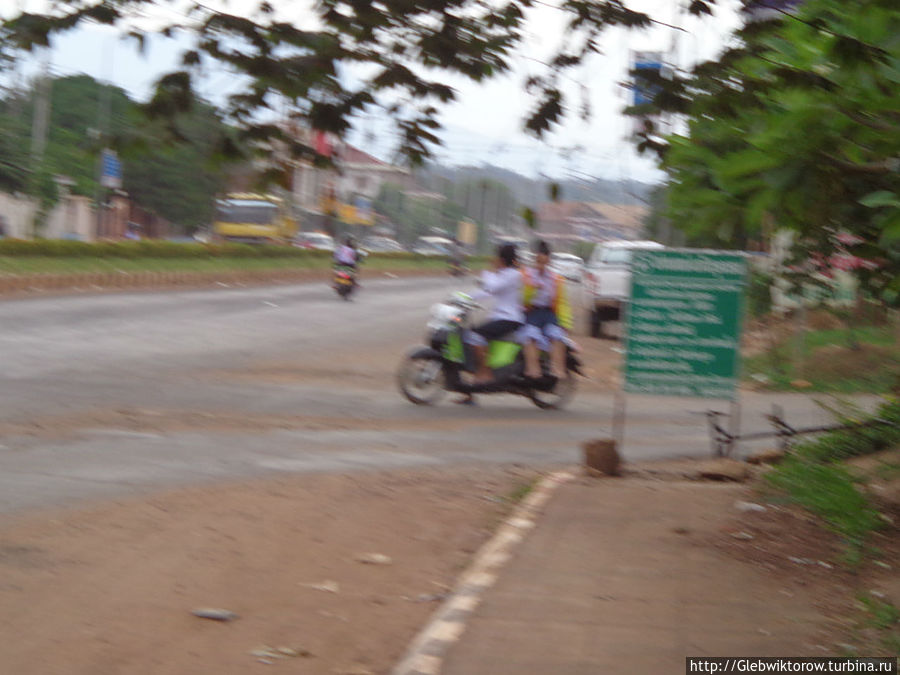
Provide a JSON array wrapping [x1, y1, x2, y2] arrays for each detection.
[[624, 249, 748, 399]]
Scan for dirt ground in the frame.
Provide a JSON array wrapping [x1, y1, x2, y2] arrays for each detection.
[[1, 457, 896, 675], [0, 466, 543, 675], [708, 458, 900, 656]]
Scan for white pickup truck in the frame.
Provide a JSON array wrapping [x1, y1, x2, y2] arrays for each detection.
[[582, 240, 664, 338]]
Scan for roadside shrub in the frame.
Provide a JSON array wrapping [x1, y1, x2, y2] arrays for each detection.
[[794, 397, 900, 463], [0, 238, 337, 259], [0, 238, 92, 256], [747, 270, 773, 318], [765, 396, 900, 564], [365, 251, 421, 260], [766, 456, 881, 564], [134, 240, 208, 258], [0, 239, 497, 264]]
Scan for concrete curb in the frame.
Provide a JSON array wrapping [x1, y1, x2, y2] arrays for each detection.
[[391, 470, 575, 675]]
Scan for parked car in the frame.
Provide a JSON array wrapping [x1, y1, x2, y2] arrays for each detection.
[[411, 236, 453, 256], [293, 232, 335, 251], [582, 240, 664, 338], [549, 252, 585, 282], [360, 236, 405, 253]]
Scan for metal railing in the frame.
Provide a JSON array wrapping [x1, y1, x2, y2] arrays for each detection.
[[704, 404, 898, 457]]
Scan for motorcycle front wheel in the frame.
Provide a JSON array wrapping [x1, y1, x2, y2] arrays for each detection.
[[529, 371, 577, 410], [397, 354, 446, 405]]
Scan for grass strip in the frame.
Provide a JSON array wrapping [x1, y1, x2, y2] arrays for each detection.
[[744, 324, 900, 393], [764, 397, 900, 565], [0, 254, 463, 276]]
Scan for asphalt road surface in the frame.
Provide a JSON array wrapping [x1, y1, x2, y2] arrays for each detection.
[[0, 276, 862, 513]]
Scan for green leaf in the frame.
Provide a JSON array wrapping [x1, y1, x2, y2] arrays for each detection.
[[880, 213, 900, 244], [860, 191, 900, 209]]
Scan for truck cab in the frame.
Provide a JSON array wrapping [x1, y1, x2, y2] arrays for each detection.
[[582, 240, 664, 338]]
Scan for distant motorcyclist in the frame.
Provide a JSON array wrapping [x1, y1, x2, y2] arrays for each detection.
[[520, 240, 573, 379], [447, 238, 466, 276], [334, 236, 359, 269]]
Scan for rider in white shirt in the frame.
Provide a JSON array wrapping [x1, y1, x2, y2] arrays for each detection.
[[334, 237, 358, 268], [455, 244, 524, 405]]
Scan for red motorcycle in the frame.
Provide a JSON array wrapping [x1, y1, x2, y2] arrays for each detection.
[[332, 264, 356, 300]]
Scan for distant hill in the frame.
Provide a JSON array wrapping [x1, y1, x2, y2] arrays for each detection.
[[419, 163, 653, 208]]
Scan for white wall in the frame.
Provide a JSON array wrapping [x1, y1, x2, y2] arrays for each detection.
[[44, 195, 95, 240], [1, 192, 96, 240], [0, 192, 37, 238]]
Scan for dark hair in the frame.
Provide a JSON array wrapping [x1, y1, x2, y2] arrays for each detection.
[[344, 236, 355, 246], [535, 240, 550, 256], [497, 243, 518, 267]]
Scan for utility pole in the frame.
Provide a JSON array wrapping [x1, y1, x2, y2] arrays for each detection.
[[93, 38, 115, 238], [29, 64, 51, 166], [28, 52, 52, 237]]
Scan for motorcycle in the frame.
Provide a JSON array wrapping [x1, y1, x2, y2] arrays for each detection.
[[332, 264, 356, 300], [396, 292, 583, 409]]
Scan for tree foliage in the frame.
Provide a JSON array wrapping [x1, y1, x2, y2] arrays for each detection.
[[375, 181, 466, 243], [1, 0, 718, 167], [0, 74, 236, 229], [629, 0, 900, 301]]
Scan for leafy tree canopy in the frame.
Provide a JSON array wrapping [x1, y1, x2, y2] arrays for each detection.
[[1, 0, 719, 167], [628, 0, 900, 302], [0, 74, 237, 229]]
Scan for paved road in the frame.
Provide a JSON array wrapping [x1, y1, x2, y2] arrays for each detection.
[[0, 277, 867, 513]]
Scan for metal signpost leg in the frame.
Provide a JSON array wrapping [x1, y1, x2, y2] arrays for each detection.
[[615, 299, 630, 455], [727, 397, 742, 458], [613, 388, 627, 455]]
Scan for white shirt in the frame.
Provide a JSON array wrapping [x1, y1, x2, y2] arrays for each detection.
[[473, 267, 524, 323], [530, 267, 556, 308], [334, 245, 356, 265]]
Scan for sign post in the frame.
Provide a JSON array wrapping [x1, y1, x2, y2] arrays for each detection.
[[619, 249, 749, 455]]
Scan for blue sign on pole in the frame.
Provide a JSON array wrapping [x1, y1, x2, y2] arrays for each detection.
[[631, 51, 663, 107], [101, 149, 122, 188]]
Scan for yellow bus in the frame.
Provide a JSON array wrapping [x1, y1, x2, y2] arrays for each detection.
[[212, 193, 298, 244]]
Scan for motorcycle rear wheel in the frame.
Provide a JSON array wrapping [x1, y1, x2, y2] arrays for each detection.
[[529, 371, 577, 410], [397, 355, 446, 405]]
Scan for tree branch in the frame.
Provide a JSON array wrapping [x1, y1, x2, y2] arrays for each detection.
[[825, 154, 900, 175], [530, 0, 689, 32]]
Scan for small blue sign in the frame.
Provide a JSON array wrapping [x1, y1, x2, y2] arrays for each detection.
[[101, 149, 122, 188], [632, 59, 662, 107]]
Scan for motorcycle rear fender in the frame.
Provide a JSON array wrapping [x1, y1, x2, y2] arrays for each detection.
[[566, 351, 584, 375]]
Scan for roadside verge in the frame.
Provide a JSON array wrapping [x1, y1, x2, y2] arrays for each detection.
[[0, 266, 446, 297], [392, 471, 575, 675]]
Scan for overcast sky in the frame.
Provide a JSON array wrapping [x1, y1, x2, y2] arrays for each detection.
[[7, 0, 743, 182]]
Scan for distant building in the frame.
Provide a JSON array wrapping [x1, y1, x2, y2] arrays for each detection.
[[535, 201, 647, 248], [291, 131, 411, 229], [337, 145, 412, 201]]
